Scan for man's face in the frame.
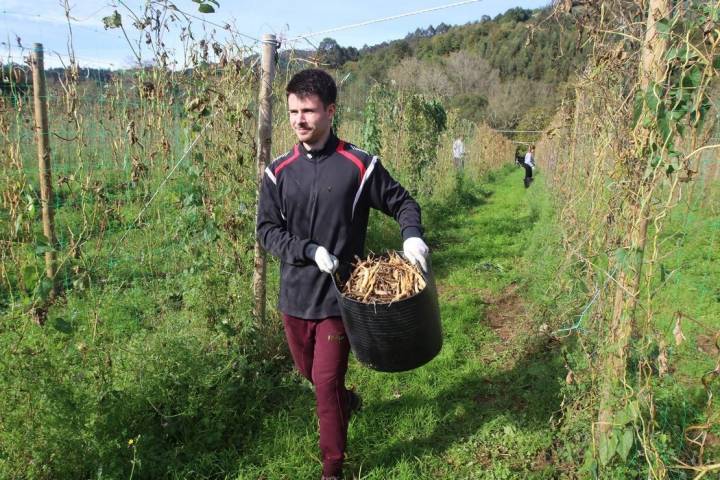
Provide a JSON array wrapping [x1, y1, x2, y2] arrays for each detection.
[[288, 93, 335, 145]]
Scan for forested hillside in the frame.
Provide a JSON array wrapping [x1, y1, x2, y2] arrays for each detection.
[[315, 6, 589, 129]]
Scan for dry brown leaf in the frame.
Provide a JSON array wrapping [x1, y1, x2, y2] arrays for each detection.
[[673, 317, 686, 346], [658, 341, 669, 377]]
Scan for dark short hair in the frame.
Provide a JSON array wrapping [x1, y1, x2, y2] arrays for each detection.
[[286, 69, 337, 107]]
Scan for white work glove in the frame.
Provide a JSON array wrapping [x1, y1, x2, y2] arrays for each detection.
[[403, 237, 429, 272], [314, 246, 339, 274]]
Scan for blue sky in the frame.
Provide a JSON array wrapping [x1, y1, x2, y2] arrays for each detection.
[[1, 0, 549, 69]]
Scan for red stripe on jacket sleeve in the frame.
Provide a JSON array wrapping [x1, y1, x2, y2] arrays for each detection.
[[274, 145, 301, 176], [336, 141, 366, 182]]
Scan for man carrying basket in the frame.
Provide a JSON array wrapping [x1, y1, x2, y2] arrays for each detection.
[[256, 68, 429, 480]]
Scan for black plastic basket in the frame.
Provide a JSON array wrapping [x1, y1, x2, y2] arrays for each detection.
[[333, 255, 442, 372]]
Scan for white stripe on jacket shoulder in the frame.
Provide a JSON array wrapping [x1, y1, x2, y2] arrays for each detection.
[[264, 167, 277, 185], [351, 156, 378, 220], [347, 143, 372, 157]]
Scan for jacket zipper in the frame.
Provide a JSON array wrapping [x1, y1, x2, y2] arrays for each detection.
[[308, 155, 318, 237]]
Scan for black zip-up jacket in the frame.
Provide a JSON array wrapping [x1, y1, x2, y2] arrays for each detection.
[[256, 133, 423, 319]]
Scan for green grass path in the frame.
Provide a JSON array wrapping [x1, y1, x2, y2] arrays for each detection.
[[236, 167, 564, 479]]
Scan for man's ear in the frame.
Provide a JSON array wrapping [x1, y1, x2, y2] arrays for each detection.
[[326, 103, 336, 117]]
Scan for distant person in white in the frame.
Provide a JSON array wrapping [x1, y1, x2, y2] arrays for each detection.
[[523, 145, 535, 188], [452, 137, 465, 170]]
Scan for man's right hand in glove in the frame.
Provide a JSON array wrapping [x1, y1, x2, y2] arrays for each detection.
[[306, 244, 339, 274]]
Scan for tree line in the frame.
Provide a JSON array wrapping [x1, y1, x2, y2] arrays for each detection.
[[313, 6, 589, 130]]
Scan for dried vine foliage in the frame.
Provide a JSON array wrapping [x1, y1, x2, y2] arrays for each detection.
[[340, 252, 426, 304], [539, 0, 720, 477]]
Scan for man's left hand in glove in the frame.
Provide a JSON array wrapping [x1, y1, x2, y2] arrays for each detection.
[[403, 237, 429, 272]]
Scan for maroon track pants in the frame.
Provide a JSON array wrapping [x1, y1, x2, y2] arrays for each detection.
[[282, 313, 351, 477]]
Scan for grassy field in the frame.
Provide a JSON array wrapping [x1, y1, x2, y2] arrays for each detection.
[[2, 151, 717, 478]]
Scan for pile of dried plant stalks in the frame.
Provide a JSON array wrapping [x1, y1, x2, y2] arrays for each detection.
[[339, 251, 426, 303]]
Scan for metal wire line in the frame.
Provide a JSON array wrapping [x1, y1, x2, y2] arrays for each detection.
[[286, 0, 483, 43], [108, 113, 216, 257]]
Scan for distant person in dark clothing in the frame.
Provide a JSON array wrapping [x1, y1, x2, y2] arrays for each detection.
[[522, 145, 535, 188]]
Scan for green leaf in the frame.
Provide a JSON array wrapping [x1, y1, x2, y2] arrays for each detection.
[[628, 400, 640, 421], [675, 46, 688, 62], [35, 243, 55, 256], [650, 154, 663, 168], [203, 221, 219, 242], [655, 18, 671, 35], [682, 65, 702, 89], [666, 164, 675, 176], [218, 319, 236, 336], [690, 103, 709, 131], [22, 265, 38, 291], [191, 0, 202, 3], [38, 277, 54, 301], [614, 409, 629, 426], [614, 248, 630, 271], [676, 123, 685, 137], [599, 430, 618, 466], [670, 104, 688, 121], [580, 448, 598, 477], [656, 105, 672, 144], [198, 3, 215, 13], [182, 193, 196, 208], [102, 10, 122, 29], [645, 83, 661, 114], [618, 428, 634, 461], [51, 317, 74, 334], [26, 193, 36, 216]]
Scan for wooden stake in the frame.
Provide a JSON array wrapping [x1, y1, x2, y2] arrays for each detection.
[[252, 34, 278, 322], [31, 43, 57, 302], [596, 0, 670, 439]]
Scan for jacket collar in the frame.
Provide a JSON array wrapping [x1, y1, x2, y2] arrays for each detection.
[[298, 131, 339, 157]]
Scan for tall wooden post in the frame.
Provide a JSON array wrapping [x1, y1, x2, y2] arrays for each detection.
[[252, 34, 278, 322], [596, 0, 670, 442], [31, 43, 57, 300]]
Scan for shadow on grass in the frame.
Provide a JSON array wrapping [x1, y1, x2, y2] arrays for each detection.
[[349, 338, 564, 475], [96, 342, 309, 479], [428, 208, 539, 284], [428, 177, 540, 281]]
